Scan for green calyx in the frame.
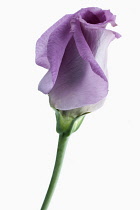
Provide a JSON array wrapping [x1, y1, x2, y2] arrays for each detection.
[[55, 110, 86, 136]]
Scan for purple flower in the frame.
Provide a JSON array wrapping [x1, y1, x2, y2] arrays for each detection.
[[36, 7, 120, 112]]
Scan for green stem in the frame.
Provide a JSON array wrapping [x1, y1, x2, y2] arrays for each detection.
[[40, 133, 69, 210]]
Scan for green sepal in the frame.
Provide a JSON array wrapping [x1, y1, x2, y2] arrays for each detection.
[[55, 110, 86, 136]]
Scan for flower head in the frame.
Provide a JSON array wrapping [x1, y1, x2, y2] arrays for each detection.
[[36, 7, 120, 115]]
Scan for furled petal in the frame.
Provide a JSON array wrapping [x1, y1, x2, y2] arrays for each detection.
[[37, 15, 73, 94], [49, 37, 108, 110], [75, 8, 120, 77], [46, 15, 72, 84], [71, 18, 107, 81], [35, 14, 72, 69], [77, 8, 117, 29]]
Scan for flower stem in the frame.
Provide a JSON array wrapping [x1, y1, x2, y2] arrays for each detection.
[[40, 133, 69, 210]]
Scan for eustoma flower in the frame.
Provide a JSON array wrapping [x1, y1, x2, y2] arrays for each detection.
[[35, 7, 120, 210]]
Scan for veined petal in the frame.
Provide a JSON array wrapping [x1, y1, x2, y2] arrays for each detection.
[[37, 15, 73, 94], [49, 38, 108, 110], [35, 14, 72, 69], [46, 16, 72, 84]]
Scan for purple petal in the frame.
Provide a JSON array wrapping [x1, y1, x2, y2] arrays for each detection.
[[37, 15, 73, 94], [49, 37, 108, 110], [76, 8, 117, 28], [46, 15, 72, 84], [35, 14, 72, 69]]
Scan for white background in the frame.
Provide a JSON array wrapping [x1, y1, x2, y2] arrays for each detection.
[[0, 0, 140, 210]]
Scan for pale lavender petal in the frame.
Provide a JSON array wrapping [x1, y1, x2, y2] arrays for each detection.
[[38, 70, 53, 94], [49, 38, 108, 110], [81, 26, 118, 76], [35, 14, 72, 69], [94, 29, 117, 76]]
